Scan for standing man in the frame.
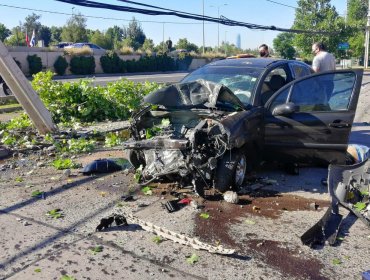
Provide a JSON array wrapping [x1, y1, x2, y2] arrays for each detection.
[[311, 42, 336, 72], [259, 44, 270, 57]]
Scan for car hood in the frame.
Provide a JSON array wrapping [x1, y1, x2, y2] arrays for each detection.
[[144, 79, 246, 110]]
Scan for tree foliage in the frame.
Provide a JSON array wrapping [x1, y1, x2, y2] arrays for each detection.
[[175, 38, 199, 52], [89, 30, 111, 49], [39, 25, 51, 47], [5, 27, 26, 46], [23, 13, 42, 35], [50, 26, 63, 44], [273, 32, 296, 59], [292, 0, 344, 57], [123, 18, 146, 50], [61, 13, 88, 43], [105, 25, 124, 50], [142, 38, 154, 52], [0, 23, 11, 42], [346, 0, 368, 57]]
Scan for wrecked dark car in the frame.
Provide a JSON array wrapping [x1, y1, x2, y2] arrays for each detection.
[[123, 58, 363, 195]]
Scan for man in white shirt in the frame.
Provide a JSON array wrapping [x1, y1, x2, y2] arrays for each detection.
[[311, 42, 336, 72]]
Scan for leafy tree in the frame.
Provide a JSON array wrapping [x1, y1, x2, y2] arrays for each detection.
[[292, 0, 344, 57], [273, 32, 296, 59], [123, 18, 146, 50], [0, 23, 11, 41], [39, 25, 51, 47], [142, 38, 154, 52], [23, 13, 42, 35], [106, 25, 124, 49], [5, 26, 26, 46], [50, 26, 63, 44], [166, 38, 173, 51], [61, 13, 88, 43], [175, 38, 199, 52], [346, 0, 368, 57], [89, 30, 111, 49]]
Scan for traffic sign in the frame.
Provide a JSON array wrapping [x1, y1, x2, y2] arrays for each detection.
[[338, 42, 349, 50]]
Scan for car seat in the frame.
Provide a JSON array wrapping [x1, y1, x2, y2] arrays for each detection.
[[261, 75, 286, 104]]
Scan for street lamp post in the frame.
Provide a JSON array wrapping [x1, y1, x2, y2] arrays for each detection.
[[210, 4, 227, 52]]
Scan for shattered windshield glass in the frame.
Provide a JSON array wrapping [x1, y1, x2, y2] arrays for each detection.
[[181, 65, 264, 105], [144, 79, 246, 111]]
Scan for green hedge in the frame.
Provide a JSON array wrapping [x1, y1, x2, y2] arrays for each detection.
[[54, 56, 68, 76], [70, 56, 95, 75], [100, 53, 190, 74], [27, 54, 42, 75]]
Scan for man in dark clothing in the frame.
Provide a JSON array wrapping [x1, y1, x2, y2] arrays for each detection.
[[259, 44, 270, 57]]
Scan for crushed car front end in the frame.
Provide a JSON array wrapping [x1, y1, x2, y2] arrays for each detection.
[[123, 80, 261, 194]]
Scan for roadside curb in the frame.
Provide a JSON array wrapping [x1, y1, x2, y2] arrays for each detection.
[[0, 105, 22, 114]]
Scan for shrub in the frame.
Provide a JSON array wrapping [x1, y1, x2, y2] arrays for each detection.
[[119, 46, 134, 55], [100, 51, 124, 73], [27, 54, 42, 75], [70, 56, 95, 75], [64, 46, 93, 56], [53, 56, 68, 76], [31, 71, 161, 123], [177, 54, 193, 70]]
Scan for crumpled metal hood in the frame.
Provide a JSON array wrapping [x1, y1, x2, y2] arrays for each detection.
[[144, 79, 246, 110]]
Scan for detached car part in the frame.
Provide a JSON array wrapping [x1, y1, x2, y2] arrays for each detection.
[[301, 156, 370, 247]]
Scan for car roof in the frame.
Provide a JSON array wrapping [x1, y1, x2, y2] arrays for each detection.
[[207, 58, 288, 69]]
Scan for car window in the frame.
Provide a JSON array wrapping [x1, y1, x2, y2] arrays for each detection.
[[261, 67, 288, 104], [288, 72, 356, 112], [181, 66, 264, 105], [290, 63, 312, 79], [269, 86, 290, 111]]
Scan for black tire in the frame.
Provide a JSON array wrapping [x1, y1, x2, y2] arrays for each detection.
[[214, 149, 248, 193]]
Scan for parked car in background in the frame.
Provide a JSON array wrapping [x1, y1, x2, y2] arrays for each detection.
[[54, 42, 73, 48], [64, 43, 105, 50], [124, 58, 363, 196]]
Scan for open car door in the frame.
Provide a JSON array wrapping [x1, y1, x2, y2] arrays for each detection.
[[263, 69, 363, 165]]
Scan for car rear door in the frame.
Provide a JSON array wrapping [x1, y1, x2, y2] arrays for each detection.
[[263, 69, 363, 165]]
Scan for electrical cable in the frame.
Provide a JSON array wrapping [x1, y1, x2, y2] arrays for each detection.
[[54, 0, 338, 35]]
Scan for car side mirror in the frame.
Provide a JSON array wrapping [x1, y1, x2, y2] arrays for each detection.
[[272, 102, 296, 116]]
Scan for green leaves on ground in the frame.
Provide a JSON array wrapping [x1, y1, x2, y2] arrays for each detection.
[[46, 209, 64, 219], [34, 268, 42, 273], [31, 190, 44, 197], [141, 186, 152, 196], [199, 213, 210, 219], [332, 258, 342, 265], [15, 177, 24, 182], [152, 235, 162, 244], [354, 202, 367, 211], [186, 253, 199, 264], [134, 166, 143, 183], [104, 132, 124, 147], [52, 158, 81, 170], [60, 276, 76, 280], [90, 245, 103, 255], [244, 219, 256, 225]]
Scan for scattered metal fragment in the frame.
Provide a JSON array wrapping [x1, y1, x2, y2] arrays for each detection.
[[301, 156, 370, 247], [98, 211, 235, 255]]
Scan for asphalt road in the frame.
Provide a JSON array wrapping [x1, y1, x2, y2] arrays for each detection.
[[56, 72, 189, 86]]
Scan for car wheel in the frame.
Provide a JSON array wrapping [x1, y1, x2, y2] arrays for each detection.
[[215, 149, 247, 193]]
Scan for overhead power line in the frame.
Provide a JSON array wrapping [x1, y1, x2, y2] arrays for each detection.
[[0, 3, 204, 25], [54, 0, 338, 35], [265, 0, 297, 10]]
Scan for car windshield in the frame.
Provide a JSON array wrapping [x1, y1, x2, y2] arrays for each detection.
[[181, 65, 264, 104]]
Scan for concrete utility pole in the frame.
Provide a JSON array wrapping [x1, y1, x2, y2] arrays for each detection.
[[365, 0, 370, 68], [0, 41, 57, 134]]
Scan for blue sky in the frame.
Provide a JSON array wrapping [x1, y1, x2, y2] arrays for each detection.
[[0, 0, 347, 50]]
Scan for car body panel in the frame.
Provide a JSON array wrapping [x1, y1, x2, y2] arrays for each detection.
[[264, 69, 363, 165]]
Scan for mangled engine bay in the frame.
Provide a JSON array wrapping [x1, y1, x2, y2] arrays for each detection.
[[123, 80, 249, 193]]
